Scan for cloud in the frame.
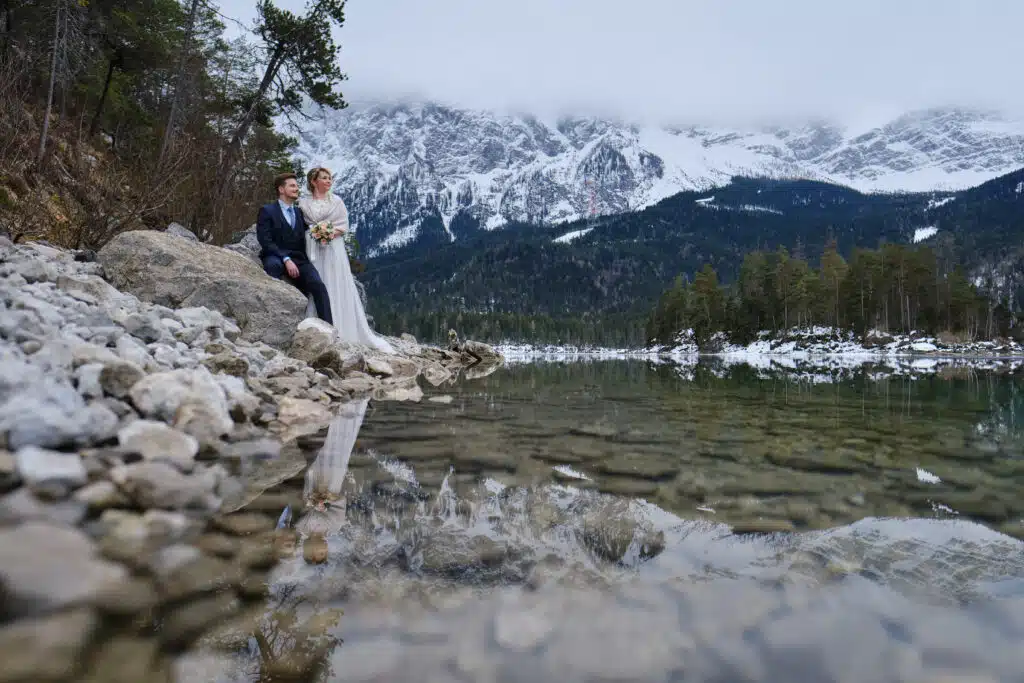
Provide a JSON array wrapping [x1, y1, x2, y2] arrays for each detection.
[[220, 0, 1024, 126]]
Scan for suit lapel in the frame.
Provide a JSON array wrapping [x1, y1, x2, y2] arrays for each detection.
[[270, 202, 284, 232], [273, 201, 300, 234]]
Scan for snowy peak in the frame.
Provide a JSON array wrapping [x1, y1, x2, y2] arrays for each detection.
[[292, 102, 1024, 256]]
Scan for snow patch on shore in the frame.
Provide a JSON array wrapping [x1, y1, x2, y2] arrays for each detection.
[[495, 327, 1024, 378]]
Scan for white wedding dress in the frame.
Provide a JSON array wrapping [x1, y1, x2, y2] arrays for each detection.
[[298, 193, 395, 354]]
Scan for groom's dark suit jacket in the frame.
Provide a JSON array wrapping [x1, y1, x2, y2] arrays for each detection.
[[256, 201, 310, 263]]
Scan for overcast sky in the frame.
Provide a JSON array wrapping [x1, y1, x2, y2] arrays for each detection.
[[220, 0, 1024, 127]]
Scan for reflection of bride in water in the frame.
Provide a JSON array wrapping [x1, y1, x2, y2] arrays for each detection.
[[235, 401, 372, 683], [293, 398, 370, 564]]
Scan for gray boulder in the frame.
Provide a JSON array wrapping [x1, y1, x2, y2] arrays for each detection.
[[222, 225, 260, 265], [97, 230, 306, 348], [166, 223, 198, 242]]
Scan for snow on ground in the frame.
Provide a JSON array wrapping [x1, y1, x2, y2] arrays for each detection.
[[366, 223, 419, 257], [927, 196, 955, 210], [913, 226, 938, 242], [552, 227, 594, 244], [495, 327, 1024, 378]]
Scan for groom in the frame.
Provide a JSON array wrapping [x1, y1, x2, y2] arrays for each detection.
[[256, 173, 333, 325]]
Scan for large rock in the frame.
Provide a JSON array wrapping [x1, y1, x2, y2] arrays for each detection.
[[97, 230, 306, 348], [166, 222, 198, 242], [222, 225, 260, 264]]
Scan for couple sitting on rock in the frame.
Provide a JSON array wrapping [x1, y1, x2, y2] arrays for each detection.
[[256, 169, 393, 354]]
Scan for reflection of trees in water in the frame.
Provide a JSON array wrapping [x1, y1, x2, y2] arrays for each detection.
[[242, 583, 344, 682], [488, 362, 1024, 446]]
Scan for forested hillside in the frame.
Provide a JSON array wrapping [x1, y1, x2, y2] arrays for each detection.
[[0, 0, 347, 247], [365, 175, 1024, 345]]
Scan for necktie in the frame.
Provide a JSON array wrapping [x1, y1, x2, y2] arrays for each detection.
[[286, 206, 295, 230]]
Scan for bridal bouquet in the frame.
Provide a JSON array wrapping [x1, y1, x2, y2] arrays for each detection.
[[309, 221, 337, 245]]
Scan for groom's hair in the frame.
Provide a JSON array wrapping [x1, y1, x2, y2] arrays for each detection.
[[274, 172, 297, 194]]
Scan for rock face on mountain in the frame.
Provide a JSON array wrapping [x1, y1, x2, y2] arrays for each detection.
[[294, 102, 1024, 257], [98, 230, 307, 348]]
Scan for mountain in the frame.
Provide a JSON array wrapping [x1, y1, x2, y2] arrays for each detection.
[[920, 167, 1024, 308], [354, 170, 1024, 346], [361, 176, 930, 315], [293, 102, 1024, 257]]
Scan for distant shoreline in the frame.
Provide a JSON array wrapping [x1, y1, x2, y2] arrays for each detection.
[[494, 341, 1024, 369], [496, 328, 1024, 363]]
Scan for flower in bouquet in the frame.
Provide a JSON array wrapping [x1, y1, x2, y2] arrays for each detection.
[[309, 221, 336, 245]]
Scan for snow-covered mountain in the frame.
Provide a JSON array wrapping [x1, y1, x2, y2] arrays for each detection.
[[292, 102, 1024, 256]]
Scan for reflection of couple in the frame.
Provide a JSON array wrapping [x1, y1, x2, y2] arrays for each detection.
[[256, 168, 394, 353], [293, 398, 370, 564]]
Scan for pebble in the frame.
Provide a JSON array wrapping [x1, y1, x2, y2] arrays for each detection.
[[19, 339, 41, 354], [203, 351, 249, 377], [159, 592, 240, 649], [0, 608, 99, 682], [152, 550, 241, 602], [0, 522, 126, 618], [0, 487, 86, 527], [72, 480, 130, 511], [81, 635, 162, 683], [74, 362, 104, 398], [213, 511, 277, 536], [92, 576, 160, 617], [117, 420, 199, 472], [109, 461, 218, 511], [123, 313, 164, 343], [98, 359, 146, 398], [15, 446, 87, 494]]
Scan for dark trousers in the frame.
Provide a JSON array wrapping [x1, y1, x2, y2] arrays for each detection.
[[262, 254, 333, 325]]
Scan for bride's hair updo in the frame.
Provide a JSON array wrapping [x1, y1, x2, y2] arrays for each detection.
[[306, 167, 332, 192]]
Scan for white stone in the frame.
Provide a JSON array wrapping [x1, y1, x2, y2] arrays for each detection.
[[118, 420, 199, 473], [365, 357, 394, 377], [15, 446, 87, 490], [74, 363, 104, 399]]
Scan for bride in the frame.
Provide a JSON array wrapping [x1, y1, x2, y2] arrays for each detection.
[[298, 167, 395, 354]]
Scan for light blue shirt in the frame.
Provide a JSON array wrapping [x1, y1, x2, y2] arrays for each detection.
[[278, 200, 297, 229], [278, 200, 298, 262]]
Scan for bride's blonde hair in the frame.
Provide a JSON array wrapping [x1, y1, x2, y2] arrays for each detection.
[[306, 167, 332, 193]]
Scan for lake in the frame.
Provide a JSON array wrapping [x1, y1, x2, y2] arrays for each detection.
[[194, 359, 1024, 682]]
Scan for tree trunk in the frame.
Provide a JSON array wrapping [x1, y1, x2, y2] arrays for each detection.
[[158, 0, 201, 170], [89, 54, 117, 138], [58, 3, 71, 123], [37, 1, 62, 165], [219, 45, 286, 179]]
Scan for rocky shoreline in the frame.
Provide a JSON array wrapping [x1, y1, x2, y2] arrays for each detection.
[[0, 232, 500, 682]]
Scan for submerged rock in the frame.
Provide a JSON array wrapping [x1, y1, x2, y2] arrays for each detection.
[[0, 522, 127, 618], [0, 608, 100, 682]]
